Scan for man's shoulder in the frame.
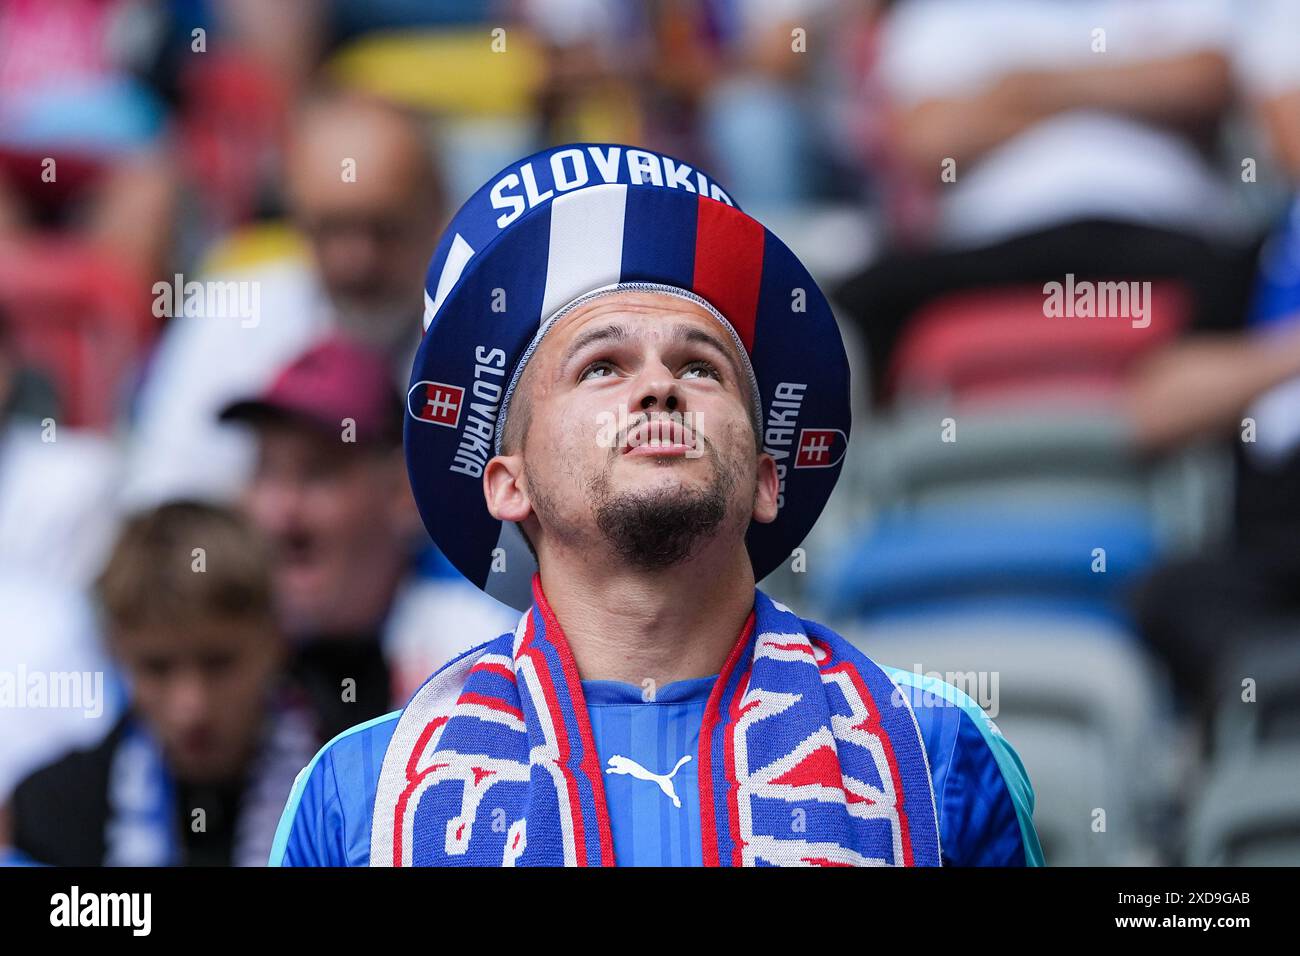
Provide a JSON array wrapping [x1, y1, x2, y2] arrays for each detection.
[[268, 711, 401, 867], [794, 612, 1011, 780], [879, 664, 1004, 742], [290, 709, 404, 814], [879, 664, 1045, 866], [753, 595, 1006, 758], [314, 711, 403, 773]]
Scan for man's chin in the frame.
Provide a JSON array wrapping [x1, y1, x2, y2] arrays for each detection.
[[167, 748, 238, 786], [279, 573, 321, 606], [607, 473, 708, 511], [593, 482, 728, 572], [332, 299, 416, 350], [275, 575, 339, 636]]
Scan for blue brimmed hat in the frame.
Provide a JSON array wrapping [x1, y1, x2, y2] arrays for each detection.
[[406, 144, 850, 610]]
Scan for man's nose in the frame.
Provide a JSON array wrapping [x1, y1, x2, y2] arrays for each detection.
[[166, 672, 210, 726], [249, 476, 303, 529], [633, 359, 683, 416], [321, 233, 381, 288]]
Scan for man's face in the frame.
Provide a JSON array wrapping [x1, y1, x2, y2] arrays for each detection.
[[491, 291, 779, 570], [287, 113, 438, 350], [241, 422, 411, 636], [113, 620, 280, 784]]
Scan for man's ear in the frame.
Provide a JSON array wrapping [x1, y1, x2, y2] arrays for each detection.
[[752, 452, 780, 525], [484, 453, 532, 523]]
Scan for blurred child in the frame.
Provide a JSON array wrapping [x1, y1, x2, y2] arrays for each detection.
[[9, 501, 316, 866]]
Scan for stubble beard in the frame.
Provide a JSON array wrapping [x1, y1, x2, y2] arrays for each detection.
[[589, 439, 745, 572]]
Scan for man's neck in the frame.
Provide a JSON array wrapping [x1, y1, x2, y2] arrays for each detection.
[[536, 538, 758, 685]]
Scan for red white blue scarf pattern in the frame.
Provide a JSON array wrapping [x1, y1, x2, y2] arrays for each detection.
[[370, 574, 941, 866]]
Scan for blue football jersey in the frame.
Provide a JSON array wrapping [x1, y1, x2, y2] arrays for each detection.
[[269, 664, 1042, 867]]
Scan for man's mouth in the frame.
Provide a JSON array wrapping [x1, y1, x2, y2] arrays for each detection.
[[623, 418, 697, 456], [277, 531, 325, 578]]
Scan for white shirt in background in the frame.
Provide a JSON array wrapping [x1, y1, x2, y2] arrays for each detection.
[[878, 0, 1237, 247]]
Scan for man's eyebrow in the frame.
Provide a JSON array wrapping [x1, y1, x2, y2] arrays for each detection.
[[671, 323, 743, 381], [558, 322, 629, 378]]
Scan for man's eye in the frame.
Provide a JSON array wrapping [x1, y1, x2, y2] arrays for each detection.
[[682, 360, 721, 381], [579, 360, 615, 381]]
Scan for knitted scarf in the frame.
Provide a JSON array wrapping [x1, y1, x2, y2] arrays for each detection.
[[370, 574, 941, 866]]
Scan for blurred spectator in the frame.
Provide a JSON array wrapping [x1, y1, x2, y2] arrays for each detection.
[[518, 0, 857, 209], [1130, 0, 1300, 719], [286, 91, 444, 356], [0, 0, 179, 280], [876, 0, 1236, 245], [218, 335, 516, 734], [9, 501, 316, 866], [122, 90, 444, 506], [211, 0, 327, 106], [836, 0, 1259, 399], [1233, 0, 1300, 461]]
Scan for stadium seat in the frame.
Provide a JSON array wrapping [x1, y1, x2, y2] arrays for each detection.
[[325, 29, 545, 118], [809, 503, 1158, 622], [885, 282, 1192, 406], [1185, 747, 1300, 865], [850, 399, 1229, 554], [0, 239, 153, 431], [196, 221, 310, 276], [861, 404, 1146, 512], [850, 613, 1184, 865], [997, 719, 1116, 866], [1209, 633, 1300, 757]]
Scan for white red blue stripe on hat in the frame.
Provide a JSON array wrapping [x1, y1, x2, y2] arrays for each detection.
[[406, 144, 851, 610]]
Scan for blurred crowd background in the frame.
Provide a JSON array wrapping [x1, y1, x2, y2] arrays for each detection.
[[2, 0, 1299, 867]]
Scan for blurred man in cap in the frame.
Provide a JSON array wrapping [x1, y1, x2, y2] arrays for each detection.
[[220, 334, 514, 741]]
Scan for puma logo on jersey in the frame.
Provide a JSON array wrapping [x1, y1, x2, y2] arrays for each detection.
[[605, 754, 692, 808]]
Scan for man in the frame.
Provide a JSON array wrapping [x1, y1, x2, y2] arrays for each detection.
[[271, 143, 1042, 866], [219, 334, 516, 738], [10, 501, 316, 866], [122, 91, 444, 506]]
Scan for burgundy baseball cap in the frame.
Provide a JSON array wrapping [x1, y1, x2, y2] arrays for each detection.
[[219, 334, 402, 446]]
